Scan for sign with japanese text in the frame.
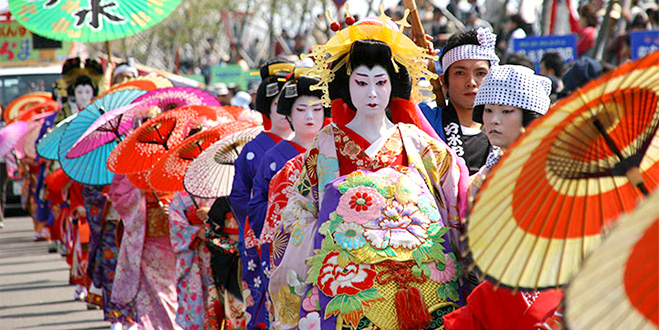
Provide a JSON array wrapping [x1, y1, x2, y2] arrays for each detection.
[[630, 30, 659, 60], [513, 35, 577, 73], [0, 20, 71, 63], [210, 64, 259, 90]]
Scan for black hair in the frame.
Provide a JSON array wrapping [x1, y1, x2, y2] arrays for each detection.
[[255, 71, 289, 117], [473, 104, 542, 127], [540, 52, 565, 77], [259, 57, 294, 80], [439, 29, 486, 88], [329, 39, 411, 112], [71, 75, 98, 96], [505, 53, 535, 70], [276, 75, 329, 118]]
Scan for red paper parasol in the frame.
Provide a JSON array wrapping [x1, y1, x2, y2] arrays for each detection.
[[3, 92, 52, 123], [466, 51, 659, 290], [148, 121, 254, 193], [128, 170, 155, 191], [565, 191, 659, 329], [17, 100, 59, 122], [184, 126, 263, 198], [108, 105, 235, 175]]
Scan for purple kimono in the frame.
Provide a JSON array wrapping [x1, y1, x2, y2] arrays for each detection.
[[245, 140, 305, 328], [229, 131, 281, 329]]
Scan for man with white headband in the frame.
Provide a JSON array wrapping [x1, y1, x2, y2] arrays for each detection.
[[112, 58, 138, 84], [422, 28, 500, 174]]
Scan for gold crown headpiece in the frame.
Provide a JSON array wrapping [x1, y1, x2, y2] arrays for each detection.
[[305, 4, 438, 107]]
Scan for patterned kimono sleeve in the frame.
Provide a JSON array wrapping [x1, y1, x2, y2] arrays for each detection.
[[169, 192, 202, 254], [229, 151, 252, 225], [468, 166, 490, 208]]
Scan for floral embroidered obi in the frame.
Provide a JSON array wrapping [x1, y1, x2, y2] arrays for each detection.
[[300, 166, 462, 330]]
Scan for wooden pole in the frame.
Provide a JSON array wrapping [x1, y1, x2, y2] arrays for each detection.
[[105, 40, 112, 63], [402, 0, 447, 107]]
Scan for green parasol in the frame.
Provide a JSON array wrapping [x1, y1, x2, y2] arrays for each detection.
[[8, 0, 181, 43]]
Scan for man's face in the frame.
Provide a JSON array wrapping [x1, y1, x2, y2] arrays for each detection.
[[444, 59, 490, 112], [113, 72, 135, 84]]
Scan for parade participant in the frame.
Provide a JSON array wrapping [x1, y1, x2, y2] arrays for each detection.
[[167, 192, 221, 329], [246, 72, 329, 328], [270, 12, 467, 329], [229, 59, 293, 328], [112, 59, 138, 85], [109, 175, 180, 330], [443, 65, 563, 329], [421, 28, 500, 174], [55, 58, 103, 123]]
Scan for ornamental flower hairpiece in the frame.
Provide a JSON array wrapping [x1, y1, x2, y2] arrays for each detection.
[[304, 4, 438, 107]]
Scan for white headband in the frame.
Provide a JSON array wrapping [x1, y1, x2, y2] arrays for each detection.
[[474, 65, 552, 115], [113, 63, 138, 79], [441, 28, 500, 71]]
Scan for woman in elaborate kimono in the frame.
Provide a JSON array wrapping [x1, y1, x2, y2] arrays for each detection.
[[168, 191, 221, 329], [109, 174, 180, 330], [246, 73, 329, 327], [84, 184, 138, 330], [229, 59, 294, 329], [442, 66, 563, 329], [269, 13, 468, 330]]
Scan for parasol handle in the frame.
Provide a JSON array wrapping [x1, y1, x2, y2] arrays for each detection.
[[402, 0, 447, 107], [152, 191, 165, 208], [626, 167, 649, 197], [191, 196, 199, 209]]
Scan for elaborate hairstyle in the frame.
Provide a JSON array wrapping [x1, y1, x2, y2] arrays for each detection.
[[277, 71, 329, 118], [329, 39, 411, 112], [254, 58, 295, 117]]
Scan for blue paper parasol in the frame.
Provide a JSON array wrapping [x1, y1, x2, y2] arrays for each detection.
[[58, 89, 146, 185], [36, 114, 78, 160]]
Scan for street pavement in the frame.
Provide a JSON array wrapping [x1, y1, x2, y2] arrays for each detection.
[[0, 215, 108, 329]]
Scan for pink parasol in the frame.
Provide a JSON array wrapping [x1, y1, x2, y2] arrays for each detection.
[[132, 86, 221, 112], [66, 100, 157, 159], [0, 121, 28, 159], [14, 119, 45, 159]]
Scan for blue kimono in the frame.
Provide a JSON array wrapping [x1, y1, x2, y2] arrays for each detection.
[[229, 131, 281, 329], [245, 140, 305, 328]]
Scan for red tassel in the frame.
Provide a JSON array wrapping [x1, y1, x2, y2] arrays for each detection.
[[395, 286, 432, 330]]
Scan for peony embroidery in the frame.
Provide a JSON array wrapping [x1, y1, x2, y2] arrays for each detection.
[[336, 186, 385, 224], [333, 222, 367, 250], [362, 200, 431, 249], [428, 254, 457, 284], [317, 251, 376, 296]]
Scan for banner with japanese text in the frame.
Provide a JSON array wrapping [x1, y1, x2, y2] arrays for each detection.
[[513, 35, 577, 73], [630, 30, 659, 60], [0, 20, 72, 64]]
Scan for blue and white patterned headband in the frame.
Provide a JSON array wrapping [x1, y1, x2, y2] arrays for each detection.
[[441, 28, 500, 71]]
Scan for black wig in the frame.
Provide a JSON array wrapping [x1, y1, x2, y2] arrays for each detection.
[[276, 74, 329, 118]]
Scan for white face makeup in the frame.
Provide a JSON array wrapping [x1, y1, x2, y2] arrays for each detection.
[[348, 65, 392, 117], [74, 84, 94, 109], [482, 103, 524, 149], [288, 95, 324, 137], [270, 97, 292, 132]]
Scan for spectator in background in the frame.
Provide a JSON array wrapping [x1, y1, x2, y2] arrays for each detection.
[[558, 56, 603, 99], [213, 83, 230, 105], [429, 7, 459, 46], [231, 91, 252, 110], [464, 11, 494, 32], [540, 52, 565, 99], [499, 14, 531, 56], [505, 53, 535, 70], [570, 3, 599, 57]]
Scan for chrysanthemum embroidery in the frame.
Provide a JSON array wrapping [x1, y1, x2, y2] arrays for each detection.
[[336, 186, 385, 224]]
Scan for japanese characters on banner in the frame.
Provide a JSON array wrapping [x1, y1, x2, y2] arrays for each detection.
[[210, 64, 259, 90], [630, 30, 659, 60], [0, 20, 71, 63], [513, 35, 577, 73]]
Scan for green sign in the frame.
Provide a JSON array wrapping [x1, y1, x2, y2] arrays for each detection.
[[0, 20, 72, 63], [210, 64, 259, 90]]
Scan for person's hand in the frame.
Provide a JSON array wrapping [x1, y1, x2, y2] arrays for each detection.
[[196, 228, 206, 241], [160, 204, 170, 218], [72, 206, 86, 218], [196, 207, 210, 221]]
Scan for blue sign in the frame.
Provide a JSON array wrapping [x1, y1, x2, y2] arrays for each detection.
[[630, 30, 659, 60], [513, 35, 577, 73]]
